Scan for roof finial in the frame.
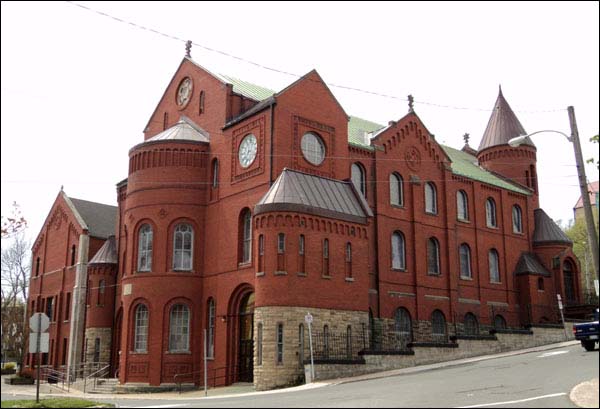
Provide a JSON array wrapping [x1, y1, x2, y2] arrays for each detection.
[[185, 40, 192, 58], [498, 84, 503, 96], [463, 133, 470, 145], [408, 94, 414, 113], [60, 185, 64, 192]]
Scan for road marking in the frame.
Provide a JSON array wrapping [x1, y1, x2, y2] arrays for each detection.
[[455, 392, 567, 408], [119, 405, 189, 408], [537, 350, 569, 358]]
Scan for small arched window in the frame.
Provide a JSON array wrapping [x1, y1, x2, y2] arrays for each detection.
[[199, 90, 205, 115], [173, 223, 193, 271], [512, 205, 523, 233], [257, 322, 263, 366], [494, 315, 507, 330], [425, 182, 437, 214], [323, 239, 330, 276], [489, 249, 500, 283], [351, 163, 366, 197], [345, 242, 352, 278], [427, 237, 440, 275], [134, 304, 149, 352], [464, 313, 479, 335], [457, 190, 468, 221], [258, 234, 265, 273], [239, 209, 252, 264], [36, 257, 40, 276], [299, 324, 305, 366], [394, 308, 412, 342], [537, 277, 544, 291], [459, 243, 472, 279], [486, 198, 497, 228], [211, 158, 219, 189], [71, 245, 77, 266], [431, 310, 446, 342], [137, 224, 153, 272], [391, 231, 406, 270], [390, 173, 403, 206], [97, 279, 105, 306], [169, 304, 190, 352]]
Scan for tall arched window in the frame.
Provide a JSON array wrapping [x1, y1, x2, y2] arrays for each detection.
[[391, 231, 406, 270], [134, 304, 149, 352], [207, 298, 215, 358], [277, 233, 286, 272], [173, 223, 193, 271], [169, 304, 190, 352], [457, 190, 469, 221], [351, 163, 366, 197], [489, 249, 500, 283], [211, 158, 219, 188], [486, 198, 497, 228], [298, 235, 305, 274], [323, 239, 330, 276], [257, 323, 263, 366], [345, 242, 352, 278], [71, 245, 76, 266], [394, 308, 412, 343], [563, 260, 576, 303], [258, 234, 265, 273], [390, 173, 403, 206], [427, 237, 440, 275], [36, 257, 40, 276], [464, 313, 479, 335], [431, 310, 447, 342], [459, 243, 472, 279], [494, 315, 507, 330], [137, 224, 153, 272], [239, 209, 252, 264], [97, 279, 105, 306], [512, 205, 523, 233], [298, 324, 305, 366], [425, 182, 437, 214]]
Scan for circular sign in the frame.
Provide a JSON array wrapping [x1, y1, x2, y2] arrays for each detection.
[[29, 312, 50, 333], [305, 312, 313, 324]]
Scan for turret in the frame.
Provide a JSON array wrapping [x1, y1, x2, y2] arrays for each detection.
[[477, 87, 539, 207]]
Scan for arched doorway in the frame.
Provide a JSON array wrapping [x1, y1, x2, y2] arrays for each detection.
[[563, 260, 577, 305], [238, 292, 254, 382], [111, 307, 123, 378]]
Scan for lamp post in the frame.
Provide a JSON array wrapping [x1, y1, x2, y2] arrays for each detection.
[[509, 106, 599, 284]]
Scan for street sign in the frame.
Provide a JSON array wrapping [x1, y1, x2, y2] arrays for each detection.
[[305, 313, 313, 324], [29, 313, 49, 333], [556, 294, 563, 310], [29, 333, 49, 353]]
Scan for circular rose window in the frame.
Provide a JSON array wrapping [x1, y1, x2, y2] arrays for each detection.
[[301, 132, 325, 166]]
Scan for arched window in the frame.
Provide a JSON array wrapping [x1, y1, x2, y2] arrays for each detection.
[[169, 304, 190, 352], [457, 190, 468, 221], [425, 182, 437, 214], [71, 245, 76, 266], [431, 310, 447, 342], [137, 224, 153, 272], [239, 209, 252, 264], [299, 324, 305, 366], [489, 249, 500, 283], [345, 242, 352, 278], [257, 323, 263, 366], [277, 233, 286, 271], [537, 277, 544, 291], [276, 323, 284, 364], [199, 90, 205, 115], [390, 173, 403, 206], [351, 163, 366, 197], [427, 237, 440, 275], [97, 279, 105, 306], [298, 235, 305, 274], [494, 315, 507, 330], [211, 158, 219, 188], [173, 223, 193, 271], [464, 313, 479, 335], [563, 260, 576, 303], [207, 298, 215, 358], [134, 304, 149, 352], [36, 257, 40, 276], [512, 205, 523, 233], [394, 308, 412, 343], [486, 198, 497, 228], [323, 239, 330, 276], [258, 234, 265, 273], [459, 243, 472, 279], [391, 231, 406, 270]]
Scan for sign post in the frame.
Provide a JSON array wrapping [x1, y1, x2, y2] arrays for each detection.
[[29, 313, 49, 404], [556, 294, 568, 340], [305, 312, 314, 383]]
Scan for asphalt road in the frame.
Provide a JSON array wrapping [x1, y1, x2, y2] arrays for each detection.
[[3, 344, 598, 408]]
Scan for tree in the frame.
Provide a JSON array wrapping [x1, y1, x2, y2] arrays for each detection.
[[1, 202, 28, 237], [587, 134, 599, 170], [565, 216, 599, 304]]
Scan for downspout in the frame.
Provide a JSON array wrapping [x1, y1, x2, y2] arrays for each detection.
[[372, 152, 381, 318]]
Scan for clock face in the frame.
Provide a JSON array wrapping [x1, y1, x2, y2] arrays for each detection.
[[176, 77, 193, 107], [239, 134, 258, 168]]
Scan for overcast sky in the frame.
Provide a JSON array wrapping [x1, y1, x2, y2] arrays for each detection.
[[1, 1, 598, 244]]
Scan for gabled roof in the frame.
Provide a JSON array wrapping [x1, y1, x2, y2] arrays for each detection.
[[146, 116, 209, 143], [348, 116, 385, 148], [69, 197, 117, 239], [478, 87, 533, 151], [533, 208, 572, 245], [255, 168, 373, 224], [515, 252, 551, 277], [574, 181, 599, 209], [216, 74, 275, 101], [441, 145, 530, 195], [89, 236, 118, 264]]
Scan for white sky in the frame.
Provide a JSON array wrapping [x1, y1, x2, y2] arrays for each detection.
[[1, 1, 599, 244]]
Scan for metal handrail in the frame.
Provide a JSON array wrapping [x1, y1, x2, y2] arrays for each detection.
[[83, 363, 110, 393], [40, 366, 70, 392]]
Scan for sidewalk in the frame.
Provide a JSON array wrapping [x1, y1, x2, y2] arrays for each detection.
[[2, 340, 597, 406]]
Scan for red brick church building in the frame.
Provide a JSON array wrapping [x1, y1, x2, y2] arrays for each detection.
[[26, 52, 582, 390]]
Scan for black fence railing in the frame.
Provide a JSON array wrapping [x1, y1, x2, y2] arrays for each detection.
[[311, 329, 367, 362]]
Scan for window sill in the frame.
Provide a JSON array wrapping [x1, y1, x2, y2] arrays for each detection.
[[274, 271, 287, 276], [512, 231, 524, 235], [165, 351, 191, 355], [486, 225, 499, 230], [391, 268, 406, 272], [321, 275, 332, 280], [457, 218, 470, 224], [256, 271, 265, 277], [238, 262, 252, 269], [171, 270, 194, 273], [460, 276, 473, 281], [129, 351, 148, 355], [391, 204, 405, 209], [345, 277, 355, 282], [427, 273, 442, 277], [425, 211, 438, 216], [297, 272, 307, 277], [490, 281, 502, 285]]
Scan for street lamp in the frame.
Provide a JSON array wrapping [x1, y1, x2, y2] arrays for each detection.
[[508, 106, 600, 286]]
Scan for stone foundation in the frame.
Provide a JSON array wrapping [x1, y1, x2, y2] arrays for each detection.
[[253, 306, 368, 390], [84, 327, 112, 365]]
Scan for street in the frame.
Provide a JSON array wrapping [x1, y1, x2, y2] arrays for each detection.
[[82, 344, 597, 407]]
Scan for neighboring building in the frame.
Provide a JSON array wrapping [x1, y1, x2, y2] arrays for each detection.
[[573, 180, 599, 222], [26, 53, 583, 390]]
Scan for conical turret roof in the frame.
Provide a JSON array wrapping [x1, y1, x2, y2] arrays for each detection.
[[478, 87, 533, 151]]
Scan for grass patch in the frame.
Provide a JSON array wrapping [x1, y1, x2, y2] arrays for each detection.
[[0, 398, 114, 408]]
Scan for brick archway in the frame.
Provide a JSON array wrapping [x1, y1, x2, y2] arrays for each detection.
[[226, 283, 254, 384]]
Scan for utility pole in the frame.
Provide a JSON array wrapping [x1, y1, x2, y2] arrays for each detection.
[[568, 106, 599, 283]]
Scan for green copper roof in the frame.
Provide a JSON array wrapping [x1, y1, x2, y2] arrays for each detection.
[[441, 145, 530, 195], [218, 74, 275, 101], [348, 116, 385, 148]]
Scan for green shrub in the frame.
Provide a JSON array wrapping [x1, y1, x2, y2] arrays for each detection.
[[3, 363, 16, 370]]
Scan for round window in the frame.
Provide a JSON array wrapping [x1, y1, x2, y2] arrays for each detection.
[[301, 132, 325, 166], [238, 134, 258, 168]]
